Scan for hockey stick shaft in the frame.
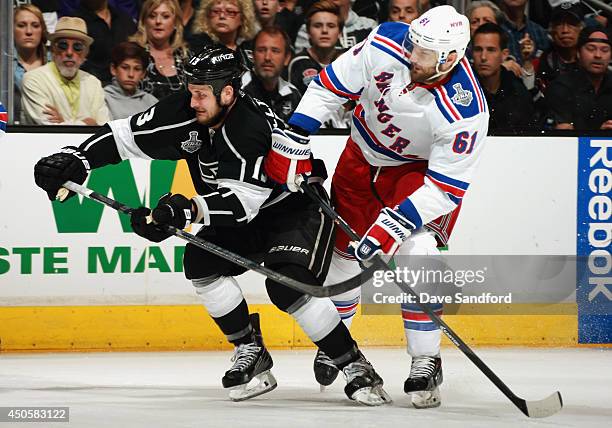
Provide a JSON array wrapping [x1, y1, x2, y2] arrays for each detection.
[[299, 181, 562, 418], [60, 181, 375, 298]]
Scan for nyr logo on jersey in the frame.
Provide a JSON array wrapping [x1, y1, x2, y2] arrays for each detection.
[[181, 131, 202, 153], [451, 83, 473, 107]]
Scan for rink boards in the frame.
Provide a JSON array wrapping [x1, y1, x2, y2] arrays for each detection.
[[0, 132, 609, 351]]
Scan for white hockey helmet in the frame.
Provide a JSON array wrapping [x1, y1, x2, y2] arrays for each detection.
[[403, 5, 470, 67]]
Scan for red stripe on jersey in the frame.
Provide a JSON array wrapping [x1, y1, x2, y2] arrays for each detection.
[[461, 58, 485, 113], [426, 174, 466, 198], [373, 35, 404, 55], [436, 86, 462, 121], [319, 68, 360, 100]]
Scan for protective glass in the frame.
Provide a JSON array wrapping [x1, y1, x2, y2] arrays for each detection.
[[402, 36, 439, 68], [55, 39, 85, 53]]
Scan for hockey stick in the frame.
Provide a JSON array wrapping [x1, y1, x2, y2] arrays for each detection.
[[57, 181, 377, 298], [298, 180, 563, 418]]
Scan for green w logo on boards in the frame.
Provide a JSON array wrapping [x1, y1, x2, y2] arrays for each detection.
[[52, 160, 177, 233]]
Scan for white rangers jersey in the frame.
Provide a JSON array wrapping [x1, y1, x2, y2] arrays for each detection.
[[288, 22, 490, 229]]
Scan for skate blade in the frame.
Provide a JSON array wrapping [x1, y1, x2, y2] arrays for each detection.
[[410, 388, 441, 409], [320, 384, 326, 393], [228, 370, 278, 402], [351, 385, 393, 406]]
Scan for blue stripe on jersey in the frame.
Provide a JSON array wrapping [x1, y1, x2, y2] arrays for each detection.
[[371, 41, 411, 68], [326, 64, 362, 97], [426, 169, 470, 190], [427, 89, 456, 124], [288, 112, 322, 134], [375, 21, 409, 46], [398, 198, 423, 230], [352, 112, 418, 162], [440, 66, 482, 119]]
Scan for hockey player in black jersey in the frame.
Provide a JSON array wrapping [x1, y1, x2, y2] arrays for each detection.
[[33, 45, 390, 406]]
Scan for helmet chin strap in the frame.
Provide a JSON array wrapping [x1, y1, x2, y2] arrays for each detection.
[[424, 56, 460, 83]]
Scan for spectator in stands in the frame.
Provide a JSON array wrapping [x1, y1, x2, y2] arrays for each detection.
[[473, 23, 537, 131], [500, 0, 551, 65], [535, 2, 584, 92], [386, 0, 420, 24], [191, 0, 258, 57], [104, 42, 159, 120], [289, 1, 351, 127], [73, 0, 137, 85], [466, 1, 534, 86], [289, 0, 342, 94], [131, 0, 189, 100], [242, 27, 301, 123], [466, 1, 504, 37], [545, 27, 612, 130], [21, 16, 110, 125], [294, 0, 377, 50], [13, 4, 48, 125], [180, 0, 198, 45], [254, 0, 302, 43]]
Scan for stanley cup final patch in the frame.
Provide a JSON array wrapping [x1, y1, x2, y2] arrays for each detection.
[[181, 131, 203, 153], [451, 83, 473, 107]]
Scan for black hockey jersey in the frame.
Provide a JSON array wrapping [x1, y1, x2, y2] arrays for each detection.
[[79, 89, 289, 227]]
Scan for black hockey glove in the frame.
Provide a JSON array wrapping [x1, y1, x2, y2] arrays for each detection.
[[34, 147, 90, 201], [152, 193, 194, 229], [130, 207, 172, 243]]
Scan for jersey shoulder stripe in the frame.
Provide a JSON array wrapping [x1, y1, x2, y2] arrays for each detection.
[[426, 58, 487, 124], [375, 21, 409, 45], [314, 64, 362, 100], [371, 23, 410, 67], [426, 168, 469, 204]]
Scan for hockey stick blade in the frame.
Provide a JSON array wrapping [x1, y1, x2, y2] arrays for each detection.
[[60, 181, 376, 298], [522, 391, 563, 418], [299, 180, 563, 418]]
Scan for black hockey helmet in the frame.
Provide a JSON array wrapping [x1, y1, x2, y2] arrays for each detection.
[[184, 44, 246, 96]]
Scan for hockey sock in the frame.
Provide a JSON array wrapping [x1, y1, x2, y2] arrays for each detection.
[[324, 252, 361, 328], [214, 299, 253, 346], [314, 321, 359, 370], [401, 302, 442, 356], [192, 276, 252, 345]]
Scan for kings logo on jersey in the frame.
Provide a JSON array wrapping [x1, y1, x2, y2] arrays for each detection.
[[181, 131, 203, 153], [451, 83, 473, 107]]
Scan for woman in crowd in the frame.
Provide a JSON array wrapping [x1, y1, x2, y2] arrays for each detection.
[[130, 0, 190, 100], [190, 0, 258, 67], [13, 4, 48, 124]]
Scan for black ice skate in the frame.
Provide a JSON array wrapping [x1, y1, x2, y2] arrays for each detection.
[[404, 355, 443, 408], [313, 349, 339, 389], [342, 352, 392, 406], [222, 313, 277, 401]]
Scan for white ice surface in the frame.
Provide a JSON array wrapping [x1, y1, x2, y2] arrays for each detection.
[[0, 348, 610, 427]]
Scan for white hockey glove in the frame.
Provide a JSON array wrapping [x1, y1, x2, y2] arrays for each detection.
[[264, 127, 312, 192], [349, 207, 415, 265]]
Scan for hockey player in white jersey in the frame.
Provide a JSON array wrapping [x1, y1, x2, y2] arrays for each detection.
[[264, 5, 489, 408]]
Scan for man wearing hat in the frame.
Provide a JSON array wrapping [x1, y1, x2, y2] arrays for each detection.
[[545, 26, 612, 130], [536, 2, 584, 90], [21, 16, 110, 125]]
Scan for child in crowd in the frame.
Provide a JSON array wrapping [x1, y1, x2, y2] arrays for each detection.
[[104, 42, 158, 120]]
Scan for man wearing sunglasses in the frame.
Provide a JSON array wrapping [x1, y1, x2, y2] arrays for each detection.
[[21, 16, 110, 126]]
